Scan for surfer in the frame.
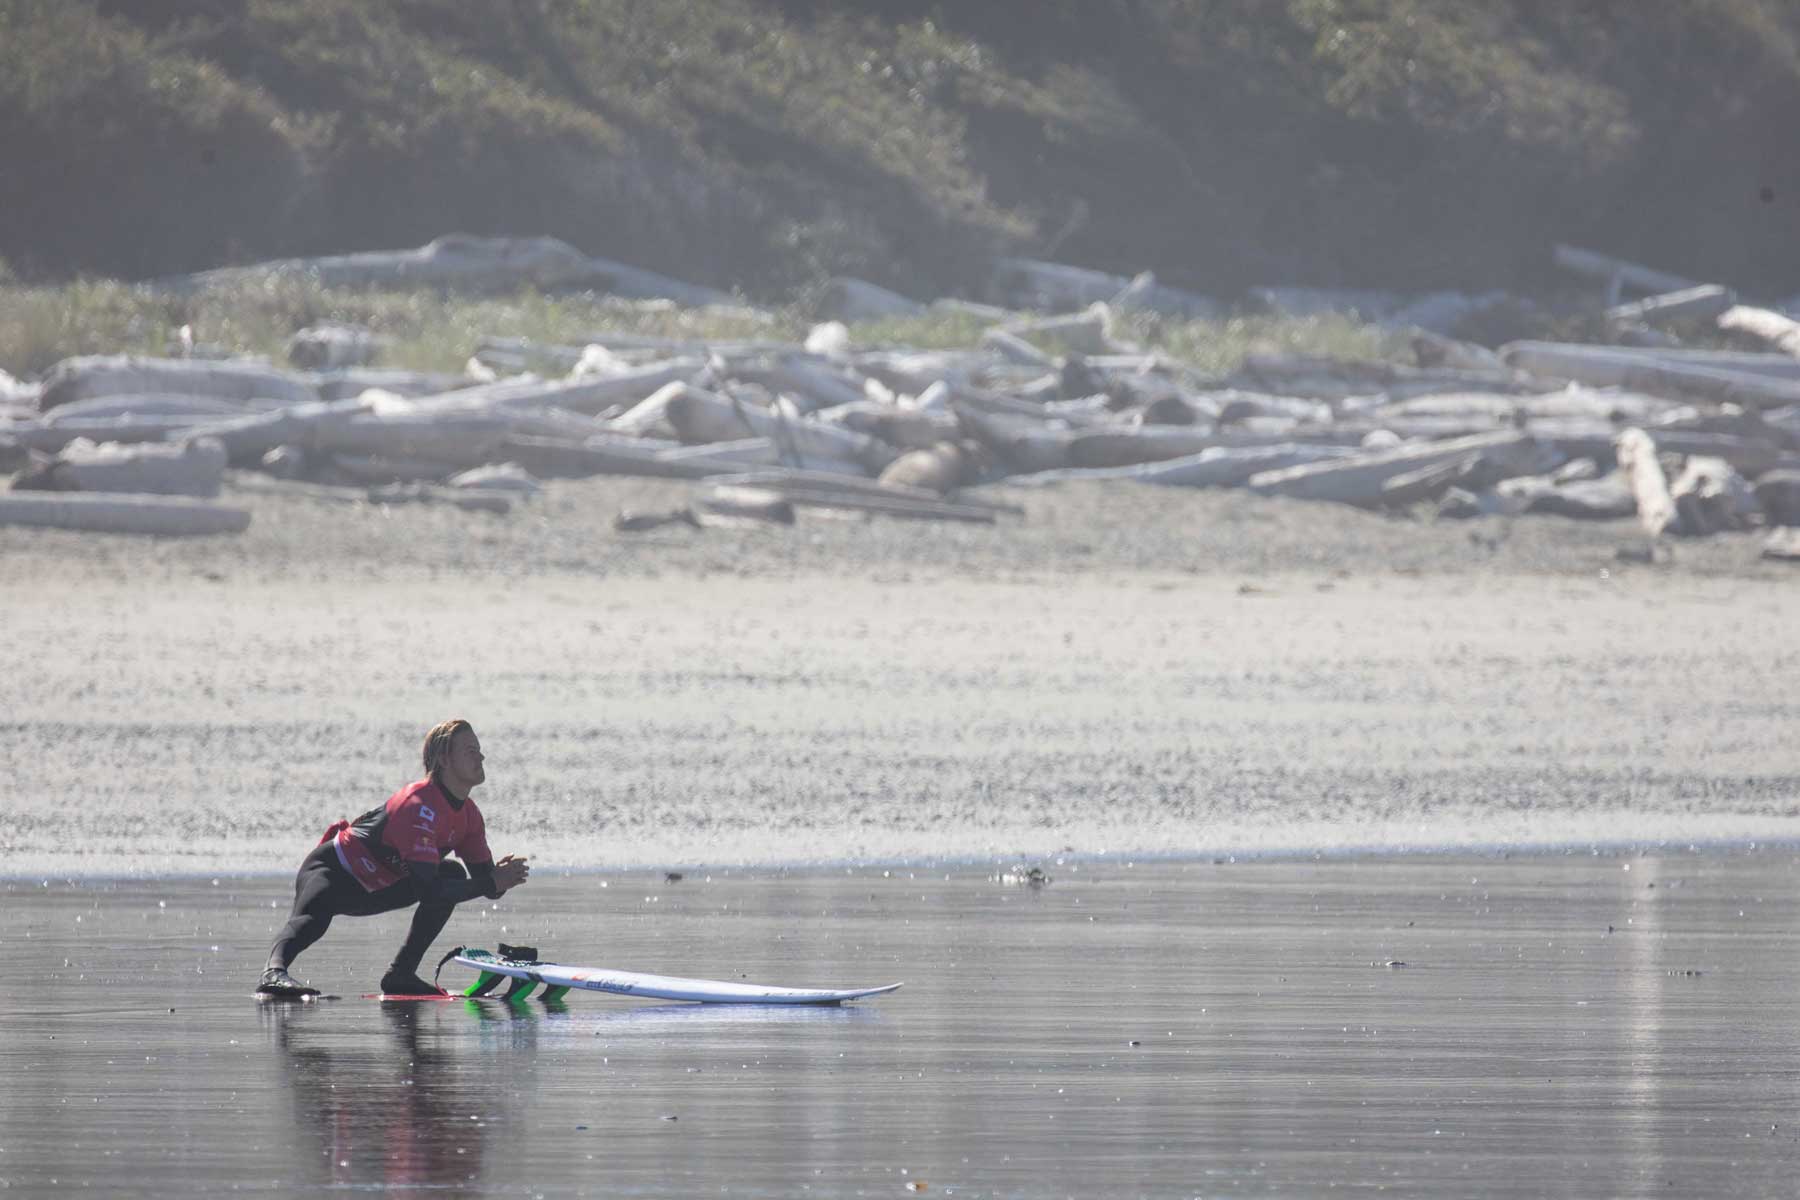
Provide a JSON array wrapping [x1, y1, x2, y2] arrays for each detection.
[[257, 719, 530, 998]]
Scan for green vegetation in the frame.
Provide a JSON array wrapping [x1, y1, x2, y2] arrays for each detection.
[[0, 277, 1391, 381], [3, 2, 1799, 300]]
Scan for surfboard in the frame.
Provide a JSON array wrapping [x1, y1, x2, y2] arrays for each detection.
[[452, 947, 902, 1005]]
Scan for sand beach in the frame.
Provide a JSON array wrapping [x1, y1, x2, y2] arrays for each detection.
[[4, 473, 1800, 1196]]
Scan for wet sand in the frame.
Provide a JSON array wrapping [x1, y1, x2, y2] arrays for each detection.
[[3, 475, 1799, 875], [5, 856, 1800, 1197]]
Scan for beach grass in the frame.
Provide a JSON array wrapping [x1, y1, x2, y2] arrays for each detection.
[[0, 278, 1399, 382]]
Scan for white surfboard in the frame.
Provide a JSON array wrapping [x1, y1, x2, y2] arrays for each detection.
[[453, 948, 902, 1005]]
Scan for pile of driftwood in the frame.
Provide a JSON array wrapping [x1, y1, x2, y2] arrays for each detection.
[[2, 239, 1799, 558]]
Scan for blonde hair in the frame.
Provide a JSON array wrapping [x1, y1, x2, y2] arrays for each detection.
[[422, 718, 473, 777]]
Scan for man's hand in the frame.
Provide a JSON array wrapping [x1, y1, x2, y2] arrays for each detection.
[[493, 853, 530, 894]]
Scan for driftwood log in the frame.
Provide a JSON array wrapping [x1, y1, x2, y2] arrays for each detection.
[[1614, 428, 1680, 538], [1247, 431, 1531, 505], [0, 491, 251, 535], [1605, 285, 1736, 328], [1764, 527, 1800, 561], [1718, 306, 1800, 358], [22, 436, 228, 497], [1552, 244, 1699, 301], [39, 356, 319, 411], [1668, 456, 1757, 534], [1503, 342, 1800, 411]]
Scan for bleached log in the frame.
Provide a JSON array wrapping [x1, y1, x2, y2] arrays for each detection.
[[0, 368, 38, 409], [657, 439, 865, 477], [1488, 471, 1637, 520], [1519, 387, 1679, 423], [497, 434, 714, 480], [693, 484, 796, 525], [322, 454, 460, 486], [979, 328, 1055, 369], [951, 404, 1073, 473], [495, 405, 610, 442], [813, 277, 923, 321], [1614, 428, 1680, 537], [1606, 285, 1736, 327], [1066, 427, 1221, 469], [853, 350, 989, 397], [701, 470, 997, 524], [661, 384, 893, 471], [1764, 527, 1800, 561], [1588, 347, 1800, 379], [179, 399, 369, 463], [1235, 354, 1535, 402], [160, 235, 732, 303], [33, 437, 227, 498], [809, 401, 956, 450], [1010, 443, 1357, 488], [708, 468, 1019, 514], [1247, 431, 1529, 505], [44, 394, 271, 423], [585, 256, 736, 308], [415, 360, 705, 418], [1718, 306, 1800, 358], [877, 442, 978, 494], [1208, 391, 1331, 426], [310, 411, 509, 466], [39, 355, 318, 411], [161, 234, 597, 292], [720, 356, 870, 414], [1502, 342, 1800, 410], [991, 305, 1116, 357], [0, 491, 250, 536], [1541, 428, 1793, 478], [1410, 329, 1508, 372], [1669, 456, 1758, 534], [448, 463, 541, 494], [309, 368, 468, 401], [1377, 453, 1484, 507], [8, 415, 226, 452], [1552, 245, 1698, 298]]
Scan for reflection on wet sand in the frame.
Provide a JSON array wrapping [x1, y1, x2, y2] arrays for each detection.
[[263, 999, 550, 1191]]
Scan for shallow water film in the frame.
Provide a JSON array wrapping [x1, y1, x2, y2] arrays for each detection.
[[6, 854, 1800, 1197]]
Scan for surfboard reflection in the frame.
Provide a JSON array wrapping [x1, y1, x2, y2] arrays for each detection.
[[566, 1000, 885, 1030]]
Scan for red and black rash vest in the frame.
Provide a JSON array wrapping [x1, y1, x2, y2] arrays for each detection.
[[331, 777, 494, 893]]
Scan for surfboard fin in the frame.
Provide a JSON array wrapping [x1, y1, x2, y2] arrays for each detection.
[[501, 977, 539, 1003], [463, 970, 505, 998], [540, 985, 570, 1003]]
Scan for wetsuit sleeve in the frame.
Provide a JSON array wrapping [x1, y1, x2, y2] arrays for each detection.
[[404, 859, 491, 905], [468, 860, 502, 901]]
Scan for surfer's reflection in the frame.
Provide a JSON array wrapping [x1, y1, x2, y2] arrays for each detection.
[[264, 1000, 548, 1191]]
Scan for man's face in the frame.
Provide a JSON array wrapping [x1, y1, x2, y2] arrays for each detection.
[[448, 729, 486, 789]]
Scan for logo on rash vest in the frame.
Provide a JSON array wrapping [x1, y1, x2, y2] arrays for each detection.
[[412, 803, 438, 852], [360, 855, 379, 874]]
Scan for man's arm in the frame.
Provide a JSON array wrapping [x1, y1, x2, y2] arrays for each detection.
[[468, 859, 502, 900], [405, 859, 494, 905]]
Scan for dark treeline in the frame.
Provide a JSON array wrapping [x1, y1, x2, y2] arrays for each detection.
[[3, 0, 1798, 298]]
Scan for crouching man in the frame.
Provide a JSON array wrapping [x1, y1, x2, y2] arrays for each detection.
[[258, 719, 530, 998]]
